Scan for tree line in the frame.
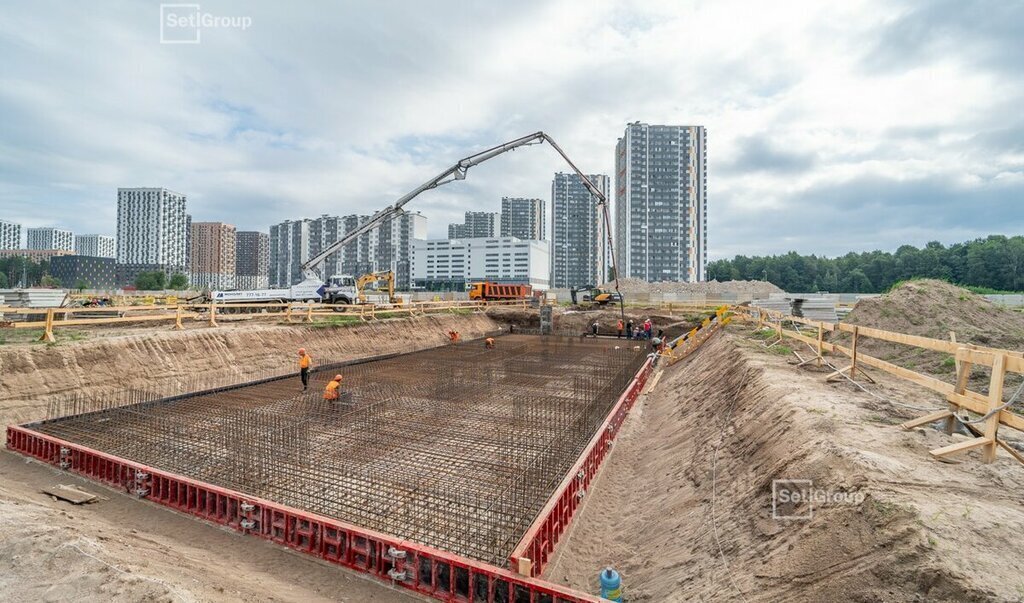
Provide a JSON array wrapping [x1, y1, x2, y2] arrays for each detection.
[[706, 235, 1024, 294]]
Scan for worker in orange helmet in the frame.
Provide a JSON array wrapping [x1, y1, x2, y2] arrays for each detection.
[[298, 348, 312, 391], [485, 337, 495, 349], [323, 374, 343, 401]]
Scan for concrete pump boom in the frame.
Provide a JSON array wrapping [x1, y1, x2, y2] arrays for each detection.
[[299, 131, 624, 317]]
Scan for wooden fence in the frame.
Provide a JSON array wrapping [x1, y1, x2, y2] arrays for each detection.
[[738, 307, 1024, 465], [0, 299, 530, 343]]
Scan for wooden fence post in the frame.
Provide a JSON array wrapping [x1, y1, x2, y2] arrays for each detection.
[[816, 323, 824, 367], [285, 304, 293, 323], [39, 308, 56, 342], [208, 303, 218, 327], [946, 345, 973, 434], [850, 326, 859, 379], [174, 305, 184, 330], [306, 304, 313, 323], [982, 353, 1007, 463]]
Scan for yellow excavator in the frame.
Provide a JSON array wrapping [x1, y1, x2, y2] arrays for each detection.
[[356, 270, 399, 304]]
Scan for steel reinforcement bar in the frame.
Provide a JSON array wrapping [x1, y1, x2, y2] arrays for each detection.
[[509, 356, 654, 577], [6, 424, 602, 603]]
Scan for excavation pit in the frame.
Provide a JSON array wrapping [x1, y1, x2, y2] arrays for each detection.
[[26, 334, 647, 565]]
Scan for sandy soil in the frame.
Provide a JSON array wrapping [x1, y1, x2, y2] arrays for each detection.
[[1, 312, 500, 602], [544, 325, 1024, 602]]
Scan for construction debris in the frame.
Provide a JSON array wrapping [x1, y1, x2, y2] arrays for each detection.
[[42, 484, 98, 505]]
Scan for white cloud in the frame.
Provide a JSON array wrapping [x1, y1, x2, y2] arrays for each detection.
[[0, 0, 1020, 258]]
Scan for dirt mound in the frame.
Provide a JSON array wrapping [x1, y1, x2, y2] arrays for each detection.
[[602, 277, 784, 297], [842, 280, 1024, 386], [545, 331, 1024, 601]]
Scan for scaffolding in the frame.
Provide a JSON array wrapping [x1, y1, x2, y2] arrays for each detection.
[[32, 334, 646, 565]]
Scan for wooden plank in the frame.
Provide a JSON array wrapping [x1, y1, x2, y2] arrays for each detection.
[[900, 409, 954, 430], [42, 484, 98, 504], [947, 392, 1024, 432], [929, 436, 991, 458], [982, 354, 1007, 463]]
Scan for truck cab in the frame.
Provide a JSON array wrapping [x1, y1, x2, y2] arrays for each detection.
[[324, 274, 358, 305]]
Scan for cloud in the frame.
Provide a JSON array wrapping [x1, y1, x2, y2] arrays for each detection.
[[0, 0, 1020, 261]]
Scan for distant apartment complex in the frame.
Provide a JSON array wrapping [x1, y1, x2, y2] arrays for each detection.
[[235, 231, 269, 290], [74, 234, 116, 259], [0, 219, 20, 250], [411, 237, 551, 291], [551, 173, 610, 288], [116, 188, 189, 283], [447, 211, 499, 239], [51, 255, 117, 290], [0, 249, 75, 262], [500, 197, 545, 240], [615, 123, 707, 282], [27, 227, 74, 251], [270, 212, 426, 289], [190, 222, 236, 290]]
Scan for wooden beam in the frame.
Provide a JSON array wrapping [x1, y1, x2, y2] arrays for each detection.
[[982, 353, 1007, 463], [900, 409, 954, 430], [930, 436, 991, 459]]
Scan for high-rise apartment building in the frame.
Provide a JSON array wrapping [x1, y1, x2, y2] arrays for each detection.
[[235, 231, 270, 290], [615, 123, 707, 282], [116, 188, 189, 283], [0, 220, 21, 250], [501, 197, 545, 240], [551, 173, 610, 288], [74, 234, 116, 258], [269, 213, 427, 289], [269, 219, 311, 287], [447, 211, 499, 239], [190, 222, 236, 290], [27, 227, 74, 251], [412, 237, 551, 291]]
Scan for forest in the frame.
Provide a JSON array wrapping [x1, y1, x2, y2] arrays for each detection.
[[706, 235, 1024, 293]]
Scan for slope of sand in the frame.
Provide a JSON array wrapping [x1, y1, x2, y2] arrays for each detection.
[[544, 328, 1024, 602]]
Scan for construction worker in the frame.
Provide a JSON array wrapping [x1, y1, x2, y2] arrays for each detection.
[[323, 374, 343, 401], [643, 318, 653, 339], [298, 348, 312, 391], [626, 319, 634, 340], [616, 319, 624, 338], [448, 330, 461, 344], [485, 337, 495, 349], [591, 321, 599, 337]]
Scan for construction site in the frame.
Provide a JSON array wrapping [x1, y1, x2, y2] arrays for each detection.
[[2, 279, 1024, 603]]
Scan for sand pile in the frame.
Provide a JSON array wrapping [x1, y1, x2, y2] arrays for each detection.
[[841, 279, 1024, 381], [602, 277, 783, 297]]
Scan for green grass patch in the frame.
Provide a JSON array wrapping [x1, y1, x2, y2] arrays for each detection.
[[941, 356, 956, 370], [309, 315, 362, 328], [769, 345, 793, 356]]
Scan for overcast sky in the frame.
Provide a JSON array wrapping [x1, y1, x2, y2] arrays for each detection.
[[1, 0, 1021, 259]]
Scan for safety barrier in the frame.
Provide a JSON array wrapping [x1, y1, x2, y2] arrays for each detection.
[[510, 357, 654, 577], [741, 307, 1024, 465], [5, 424, 602, 603], [0, 299, 529, 342]]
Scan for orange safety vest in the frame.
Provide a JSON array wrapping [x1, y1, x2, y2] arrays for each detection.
[[617, 320, 624, 330], [323, 380, 340, 400], [299, 355, 311, 369]]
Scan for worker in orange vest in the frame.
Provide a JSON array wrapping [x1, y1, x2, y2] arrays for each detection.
[[298, 348, 312, 391], [323, 374, 343, 401], [448, 330, 460, 344], [485, 337, 495, 349], [616, 319, 624, 338]]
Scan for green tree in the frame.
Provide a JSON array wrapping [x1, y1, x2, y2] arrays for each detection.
[[40, 274, 61, 288], [0, 272, 7, 288], [135, 271, 167, 291], [168, 273, 188, 290], [74, 279, 89, 291]]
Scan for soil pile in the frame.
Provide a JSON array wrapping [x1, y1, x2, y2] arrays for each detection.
[[545, 331, 1024, 601], [841, 280, 1024, 389], [601, 278, 783, 297]]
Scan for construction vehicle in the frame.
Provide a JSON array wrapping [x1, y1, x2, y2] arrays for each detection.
[[570, 285, 622, 306], [210, 132, 624, 316], [468, 282, 532, 301], [356, 270, 399, 304]]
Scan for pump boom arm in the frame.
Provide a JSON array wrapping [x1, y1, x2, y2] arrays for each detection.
[[298, 131, 623, 315]]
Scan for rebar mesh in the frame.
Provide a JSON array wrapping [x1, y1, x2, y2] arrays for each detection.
[[31, 334, 646, 564]]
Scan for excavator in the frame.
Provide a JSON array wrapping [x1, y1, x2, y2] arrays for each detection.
[[211, 132, 625, 318], [570, 285, 622, 307], [355, 270, 398, 304]]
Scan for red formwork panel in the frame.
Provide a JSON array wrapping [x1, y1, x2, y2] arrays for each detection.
[[509, 357, 654, 577], [5, 425, 602, 603]]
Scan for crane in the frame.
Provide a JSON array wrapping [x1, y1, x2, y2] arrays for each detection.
[[305, 131, 624, 316]]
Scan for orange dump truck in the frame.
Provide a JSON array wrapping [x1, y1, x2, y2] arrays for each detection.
[[468, 282, 532, 300]]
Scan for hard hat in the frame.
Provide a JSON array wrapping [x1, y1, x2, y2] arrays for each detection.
[[298, 348, 306, 354], [334, 374, 343, 381]]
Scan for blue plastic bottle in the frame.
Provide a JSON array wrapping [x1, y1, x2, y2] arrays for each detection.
[[600, 567, 622, 602]]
